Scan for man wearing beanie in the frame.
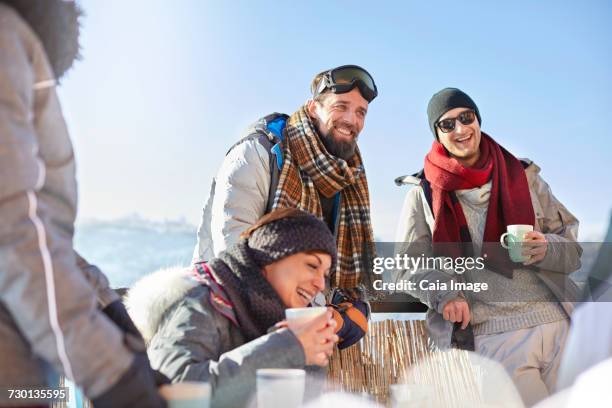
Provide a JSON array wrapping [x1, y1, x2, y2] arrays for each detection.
[[127, 208, 340, 407], [193, 65, 378, 290], [394, 88, 582, 405]]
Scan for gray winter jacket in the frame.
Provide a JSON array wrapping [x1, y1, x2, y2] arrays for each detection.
[[0, 3, 136, 401], [393, 160, 582, 348], [126, 267, 323, 408]]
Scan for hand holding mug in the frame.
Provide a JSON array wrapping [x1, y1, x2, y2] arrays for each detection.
[[500, 224, 532, 263], [289, 309, 338, 366], [521, 231, 548, 265]]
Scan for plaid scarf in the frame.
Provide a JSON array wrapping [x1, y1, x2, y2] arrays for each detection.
[[424, 133, 535, 278], [272, 105, 375, 288]]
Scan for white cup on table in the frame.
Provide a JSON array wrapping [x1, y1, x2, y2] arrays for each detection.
[[257, 368, 306, 408], [159, 382, 211, 408]]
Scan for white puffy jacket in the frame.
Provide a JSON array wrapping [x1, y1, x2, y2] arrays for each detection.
[[193, 117, 278, 263]]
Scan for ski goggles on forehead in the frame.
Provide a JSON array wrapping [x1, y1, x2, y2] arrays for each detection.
[[313, 65, 378, 102], [435, 110, 477, 133]]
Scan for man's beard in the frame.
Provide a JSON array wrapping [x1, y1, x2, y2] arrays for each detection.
[[315, 122, 358, 161]]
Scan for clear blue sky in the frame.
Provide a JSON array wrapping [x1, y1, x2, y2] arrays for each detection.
[[58, 0, 612, 240]]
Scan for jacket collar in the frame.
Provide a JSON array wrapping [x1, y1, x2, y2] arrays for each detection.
[[395, 158, 540, 187]]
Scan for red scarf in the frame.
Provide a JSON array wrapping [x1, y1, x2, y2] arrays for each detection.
[[424, 133, 535, 277]]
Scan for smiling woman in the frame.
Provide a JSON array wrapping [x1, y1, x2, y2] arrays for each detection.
[[125, 208, 340, 407], [262, 251, 331, 308]]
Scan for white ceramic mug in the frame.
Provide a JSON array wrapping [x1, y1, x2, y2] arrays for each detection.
[[285, 306, 327, 330], [257, 368, 305, 408], [499, 224, 534, 262], [159, 382, 211, 408]]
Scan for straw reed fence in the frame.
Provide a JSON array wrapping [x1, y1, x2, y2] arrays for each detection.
[[327, 319, 432, 404], [327, 319, 491, 407]]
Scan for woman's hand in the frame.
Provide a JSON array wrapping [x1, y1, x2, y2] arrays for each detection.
[[289, 309, 338, 366]]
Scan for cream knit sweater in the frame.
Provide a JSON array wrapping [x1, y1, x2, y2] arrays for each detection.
[[456, 181, 566, 336]]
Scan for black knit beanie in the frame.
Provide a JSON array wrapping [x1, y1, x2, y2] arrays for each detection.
[[244, 210, 337, 270], [427, 88, 482, 138]]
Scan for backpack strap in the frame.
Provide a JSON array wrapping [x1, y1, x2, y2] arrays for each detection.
[[519, 158, 532, 169], [420, 179, 434, 215], [266, 115, 286, 169], [265, 116, 287, 213], [223, 114, 288, 214], [265, 115, 288, 214], [414, 169, 434, 215], [419, 171, 464, 237]]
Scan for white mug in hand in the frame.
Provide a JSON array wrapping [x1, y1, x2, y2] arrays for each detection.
[[500, 224, 534, 263], [285, 307, 327, 330]]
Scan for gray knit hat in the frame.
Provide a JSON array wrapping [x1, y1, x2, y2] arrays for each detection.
[[242, 208, 337, 270], [427, 88, 482, 138]]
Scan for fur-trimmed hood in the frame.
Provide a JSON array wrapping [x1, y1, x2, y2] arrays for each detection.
[[0, 0, 81, 80], [125, 266, 200, 344]]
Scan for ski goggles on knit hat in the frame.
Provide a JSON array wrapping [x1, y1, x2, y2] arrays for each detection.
[[311, 65, 378, 102]]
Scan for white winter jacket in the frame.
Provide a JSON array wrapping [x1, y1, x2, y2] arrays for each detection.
[[193, 115, 284, 263]]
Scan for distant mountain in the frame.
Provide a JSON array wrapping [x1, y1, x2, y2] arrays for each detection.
[[74, 215, 196, 288]]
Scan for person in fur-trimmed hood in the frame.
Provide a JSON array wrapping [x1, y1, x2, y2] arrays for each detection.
[[393, 88, 582, 406], [126, 209, 354, 408], [0, 1, 165, 407]]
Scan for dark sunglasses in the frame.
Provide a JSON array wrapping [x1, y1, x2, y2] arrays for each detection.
[[436, 110, 476, 133], [313, 65, 378, 102]]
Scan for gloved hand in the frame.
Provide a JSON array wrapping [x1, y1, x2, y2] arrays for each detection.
[[102, 299, 142, 340], [101, 295, 171, 387], [87, 257, 171, 395], [329, 287, 369, 350], [152, 369, 171, 387], [92, 353, 167, 408]]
